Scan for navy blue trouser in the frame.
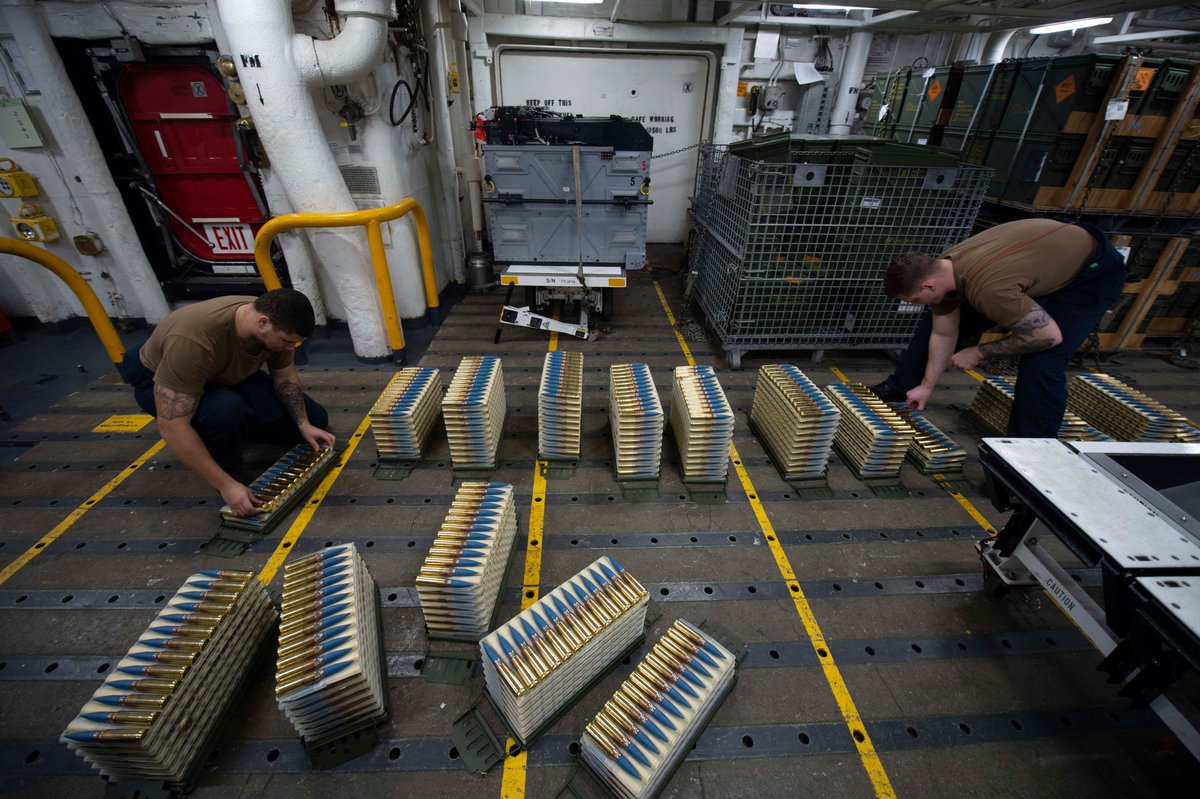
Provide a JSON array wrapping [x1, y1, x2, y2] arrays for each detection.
[[881, 221, 1127, 438], [121, 344, 329, 477]]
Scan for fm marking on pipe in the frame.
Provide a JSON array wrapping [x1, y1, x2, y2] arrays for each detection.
[[824, 358, 997, 537], [502, 305, 558, 795], [654, 281, 897, 799], [257, 373, 398, 585], [0, 440, 167, 588]]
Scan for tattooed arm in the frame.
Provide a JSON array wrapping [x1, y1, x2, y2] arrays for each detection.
[[153, 383, 261, 516], [271, 364, 336, 450], [949, 303, 1063, 370]]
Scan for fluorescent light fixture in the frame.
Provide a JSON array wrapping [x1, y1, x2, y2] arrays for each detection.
[[526, 0, 603, 4], [794, 4, 870, 9], [1029, 17, 1112, 35]]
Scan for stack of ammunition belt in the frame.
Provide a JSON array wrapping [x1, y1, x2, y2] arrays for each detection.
[[480, 556, 649, 742], [443, 355, 506, 469], [1177, 425, 1200, 443], [890, 404, 966, 474], [1068, 373, 1190, 442], [275, 544, 386, 745], [824, 383, 914, 478], [750, 364, 840, 479], [610, 364, 664, 480], [968, 376, 1109, 440], [61, 570, 274, 781], [581, 619, 736, 799], [368, 366, 442, 459], [220, 444, 335, 527], [539, 351, 584, 460], [416, 481, 518, 639], [669, 365, 734, 481]]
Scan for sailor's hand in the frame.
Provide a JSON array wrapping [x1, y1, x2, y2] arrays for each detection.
[[221, 482, 263, 517], [299, 421, 336, 451], [905, 384, 933, 411], [950, 346, 983, 371]]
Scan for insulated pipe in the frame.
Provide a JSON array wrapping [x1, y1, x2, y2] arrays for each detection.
[[0, 0, 171, 324], [203, 0, 327, 326], [828, 30, 873, 135], [214, 0, 397, 360], [0, 237, 125, 367], [423, 0, 468, 283], [981, 29, 1017, 64]]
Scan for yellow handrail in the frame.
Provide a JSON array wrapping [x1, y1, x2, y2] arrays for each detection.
[[0, 237, 125, 367], [253, 198, 440, 361]]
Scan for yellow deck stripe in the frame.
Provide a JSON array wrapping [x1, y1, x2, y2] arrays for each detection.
[[0, 439, 167, 588], [501, 308, 558, 796], [823, 360, 997, 537], [653, 281, 897, 799], [257, 372, 402, 585]]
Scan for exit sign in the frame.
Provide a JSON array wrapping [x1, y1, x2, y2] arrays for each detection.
[[203, 222, 254, 255]]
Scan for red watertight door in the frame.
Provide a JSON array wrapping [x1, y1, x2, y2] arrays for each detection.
[[118, 63, 262, 266]]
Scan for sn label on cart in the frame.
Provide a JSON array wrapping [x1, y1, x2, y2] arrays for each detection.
[[860, 197, 883, 210]]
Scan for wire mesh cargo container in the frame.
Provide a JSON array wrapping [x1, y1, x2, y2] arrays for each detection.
[[688, 144, 991, 368]]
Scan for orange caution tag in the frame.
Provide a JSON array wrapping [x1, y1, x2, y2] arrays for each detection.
[[927, 79, 942, 103], [1055, 74, 1077, 104], [1131, 68, 1156, 92], [737, 82, 748, 97]]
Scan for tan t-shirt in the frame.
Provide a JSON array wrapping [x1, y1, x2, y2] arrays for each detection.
[[930, 219, 1096, 328], [139, 296, 293, 396]]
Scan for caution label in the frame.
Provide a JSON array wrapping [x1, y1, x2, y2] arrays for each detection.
[[737, 81, 748, 97], [927, 79, 942, 103], [1055, 74, 1077, 104], [1132, 68, 1156, 92], [92, 413, 154, 433]]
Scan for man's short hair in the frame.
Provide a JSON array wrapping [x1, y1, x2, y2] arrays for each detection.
[[884, 252, 940, 298], [254, 289, 316, 337]]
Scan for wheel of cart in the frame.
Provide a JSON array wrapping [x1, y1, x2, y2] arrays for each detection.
[[726, 349, 744, 370], [600, 286, 614, 321]]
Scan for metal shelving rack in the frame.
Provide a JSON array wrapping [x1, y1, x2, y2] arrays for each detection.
[[687, 143, 991, 368]]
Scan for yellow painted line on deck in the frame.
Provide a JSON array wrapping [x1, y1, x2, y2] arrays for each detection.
[[0, 439, 167, 588], [258, 372, 401, 585], [502, 307, 558, 796], [654, 281, 897, 799], [823, 360, 997, 537]]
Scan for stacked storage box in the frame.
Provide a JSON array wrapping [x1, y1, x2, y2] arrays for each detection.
[[749, 364, 840, 480], [416, 482, 518, 639], [824, 383, 915, 479], [275, 545, 387, 745], [1068, 373, 1191, 441], [669, 365, 734, 482], [610, 364, 664, 480], [581, 619, 737, 799], [443, 356, 506, 469], [62, 570, 274, 781], [539, 351, 584, 461], [369, 367, 442, 460], [480, 557, 649, 743]]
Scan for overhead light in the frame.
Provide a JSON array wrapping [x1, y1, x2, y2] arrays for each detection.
[[793, 4, 870, 9], [1029, 17, 1113, 35], [526, 0, 604, 4]]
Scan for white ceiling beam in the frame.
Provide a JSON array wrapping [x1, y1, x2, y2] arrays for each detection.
[[717, 1, 763, 26], [610, 0, 624, 23], [460, 0, 484, 16], [1133, 19, 1200, 32], [1093, 29, 1200, 43]]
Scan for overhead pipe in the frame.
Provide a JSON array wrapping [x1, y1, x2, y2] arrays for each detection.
[[981, 29, 1017, 64], [214, 0, 398, 360], [423, 0, 468, 284], [828, 30, 874, 135]]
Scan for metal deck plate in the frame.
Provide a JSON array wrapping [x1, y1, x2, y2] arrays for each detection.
[[1135, 576, 1200, 638], [984, 437, 1200, 569]]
